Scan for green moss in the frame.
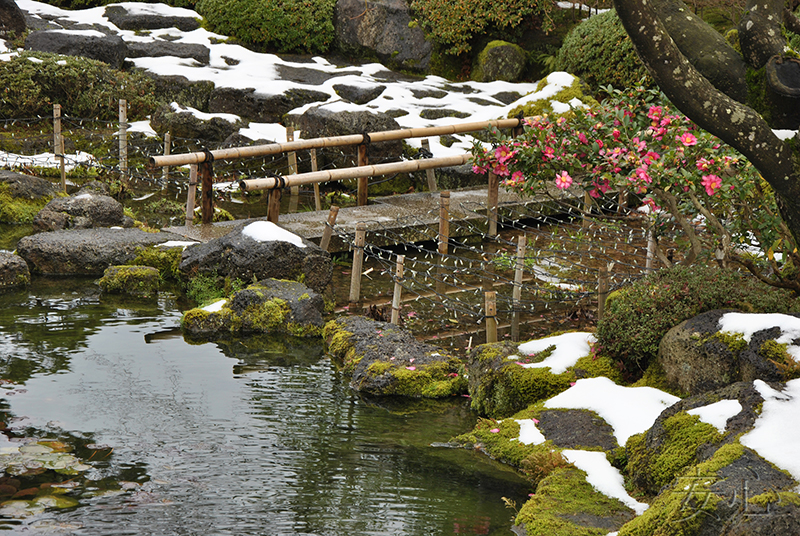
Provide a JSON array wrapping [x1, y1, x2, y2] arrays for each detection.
[[367, 361, 394, 375], [385, 358, 467, 397], [97, 265, 160, 298], [571, 354, 623, 384], [181, 307, 212, 327], [725, 28, 741, 55], [748, 490, 800, 507], [746, 66, 770, 124], [453, 414, 552, 468], [287, 321, 322, 338], [758, 340, 800, 380], [245, 298, 289, 331], [471, 362, 574, 419], [712, 331, 747, 353], [0, 184, 58, 224], [130, 246, 183, 282], [507, 78, 600, 119], [516, 467, 631, 536]]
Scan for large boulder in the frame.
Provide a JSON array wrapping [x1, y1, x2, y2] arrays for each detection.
[[0, 252, 29, 290], [208, 87, 329, 124], [146, 75, 215, 113], [179, 221, 332, 295], [0, 0, 26, 39], [323, 315, 467, 398], [24, 30, 127, 69], [16, 228, 188, 275], [0, 171, 61, 224], [149, 103, 246, 141], [334, 0, 432, 72], [471, 40, 527, 83], [658, 309, 792, 396], [182, 279, 324, 339], [103, 4, 200, 31], [32, 191, 126, 232]]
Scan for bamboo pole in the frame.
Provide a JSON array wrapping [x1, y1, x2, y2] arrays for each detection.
[[511, 234, 526, 342], [119, 99, 128, 191], [349, 222, 367, 308], [390, 254, 405, 325], [487, 171, 499, 237], [310, 148, 321, 211], [287, 126, 299, 213], [162, 132, 171, 186], [239, 154, 470, 192], [357, 143, 368, 206], [185, 164, 198, 225], [319, 205, 340, 252], [421, 138, 438, 193], [150, 117, 527, 168], [53, 104, 66, 193], [438, 191, 450, 256], [485, 291, 497, 344]]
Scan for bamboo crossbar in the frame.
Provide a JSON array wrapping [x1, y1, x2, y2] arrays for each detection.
[[149, 117, 525, 168], [238, 154, 470, 192]]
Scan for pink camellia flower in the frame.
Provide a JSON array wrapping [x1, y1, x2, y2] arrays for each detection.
[[555, 170, 573, 190], [701, 174, 722, 195], [696, 157, 714, 171], [543, 146, 556, 160], [612, 129, 621, 141], [472, 164, 487, 175], [511, 170, 524, 183], [577, 132, 588, 144], [494, 145, 516, 163], [678, 132, 698, 146], [647, 105, 663, 122], [492, 163, 510, 177]]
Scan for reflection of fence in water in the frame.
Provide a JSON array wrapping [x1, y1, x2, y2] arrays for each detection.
[[330, 196, 654, 346]]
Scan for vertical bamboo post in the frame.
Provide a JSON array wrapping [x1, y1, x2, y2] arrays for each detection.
[[487, 171, 499, 237], [390, 254, 405, 325], [485, 291, 497, 343], [646, 228, 656, 272], [287, 126, 299, 213], [357, 143, 368, 206], [511, 234, 526, 342], [310, 148, 322, 211], [438, 191, 450, 256], [349, 222, 367, 308], [118, 99, 128, 191], [267, 188, 282, 223], [319, 205, 340, 252], [53, 104, 66, 193], [162, 132, 171, 186], [185, 164, 198, 226], [421, 139, 438, 193], [200, 156, 214, 224], [598, 263, 611, 322]]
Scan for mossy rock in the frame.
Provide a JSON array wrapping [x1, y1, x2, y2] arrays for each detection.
[[471, 40, 527, 83], [182, 278, 325, 339], [465, 341, 574, 419], [0, 252, 30, 290], [323, 316, 466, 398], [0, 171, 62, 224], [98, 265, 160, 298], [506, 75, 600, 119]]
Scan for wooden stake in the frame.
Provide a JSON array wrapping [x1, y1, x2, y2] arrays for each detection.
[[287, 126, 299, 213], [319, 205, 340, 252], [310, 148, 321, 211], [487, 172, 499, 237], [421, 138, 438, 193], [646, 228, 656, 272], [162, 132, 171, 186], [119, 99, 128, 191], [582, 191, 592, 229], [597, 263, 612, 321], [53, 104, 66, 193], [390, 254, 405, 325], [349, 222, 367, 308], [511, 234, 526, 342], [438, 191, 450, 256], [185, 164, 198, 226], [200, 158, 214, 224], [357, 143, 368, 206], [267, 188, 282, 223], [485, 291, 497, 344]]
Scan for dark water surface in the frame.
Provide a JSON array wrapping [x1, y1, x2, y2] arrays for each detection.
[[0, 278, 529, 535]]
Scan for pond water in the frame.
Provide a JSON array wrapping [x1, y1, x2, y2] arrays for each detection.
[[0, 277, 530, 535]]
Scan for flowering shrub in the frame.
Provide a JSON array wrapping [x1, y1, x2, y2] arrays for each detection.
[[471, 85, 797, 283]]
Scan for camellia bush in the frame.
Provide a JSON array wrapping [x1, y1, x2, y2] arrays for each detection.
[[470, 85, 800, 292]]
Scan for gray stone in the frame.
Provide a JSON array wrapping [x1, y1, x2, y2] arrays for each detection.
[[536, 409, 619, 451], [658, 309, 788, 396], [0, 0, 26, 39], [146, 74, 215, 113], [33, 192, 125, 232], [150, 103, 246, 141], [16, 228, 187, 275], [332, 83, 386, 104], [0, 251, 29, 289], [492, 91, 524, 105], [178, 222, 332, 294], [418, 108, 470, 120], [126, 41, 210, 64], [472, 41, 527, 83], [208, 87, 329, 124], [182, 279, 324, 339], [103, 5, 200, 31], [24, 30, 127, 69], [334, 0, 431, 72]]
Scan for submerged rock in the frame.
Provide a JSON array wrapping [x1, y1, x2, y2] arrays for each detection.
[[0, 252, 29, 290], [98, 265, 160, 298], [182, 279, 324, 339], [323, 315, 466, 398]]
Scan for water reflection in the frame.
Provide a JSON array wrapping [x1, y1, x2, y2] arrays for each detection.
[[0, 278, 530, 534]]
